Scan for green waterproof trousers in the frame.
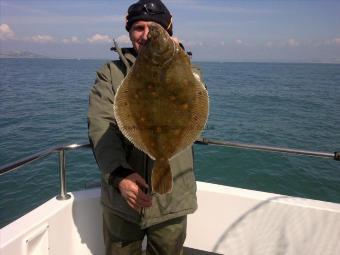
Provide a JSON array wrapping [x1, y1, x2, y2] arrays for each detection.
[[103, 209, 187, 255]]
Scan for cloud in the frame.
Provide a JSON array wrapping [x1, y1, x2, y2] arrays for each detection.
[[265, 39, 299, 48], [234, 39, 249, 46], [87, 34, 111, 44], [266, 41, 274, 48], [181, 39, 204, 47], [323, 38, 340, 46], [287, 38, 299, 47], [31, 35, 55, 43], [62, 36, 80, 44], [115, 35, 131, 46], [0, 23, 15, 40], [333, 38, 340, 45], [235, 39, 243, 45]]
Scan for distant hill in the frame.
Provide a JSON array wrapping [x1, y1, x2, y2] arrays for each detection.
[[0, 50, 49, 59]]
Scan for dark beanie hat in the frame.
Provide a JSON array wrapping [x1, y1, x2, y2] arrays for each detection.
[[126, 0, 173, 36]]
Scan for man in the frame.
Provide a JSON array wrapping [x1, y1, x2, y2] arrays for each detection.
[[88, 0, 203, 254]]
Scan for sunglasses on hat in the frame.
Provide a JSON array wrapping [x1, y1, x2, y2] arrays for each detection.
[[128, 2, 166, 16]]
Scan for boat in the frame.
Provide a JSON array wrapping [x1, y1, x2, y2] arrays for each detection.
[[1, 141, 340, 255]]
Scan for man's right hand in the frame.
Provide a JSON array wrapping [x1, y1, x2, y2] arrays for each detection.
[[118, 172, 152, 212]]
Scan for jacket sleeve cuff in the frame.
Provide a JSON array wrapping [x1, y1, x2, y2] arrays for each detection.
[[109, 166, 135, 189], [102, 161, 132, 184]]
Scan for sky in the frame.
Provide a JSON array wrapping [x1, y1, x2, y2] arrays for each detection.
[[0, 0, 340, 62]]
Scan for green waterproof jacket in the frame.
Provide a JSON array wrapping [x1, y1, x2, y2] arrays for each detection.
[[88, 48, 202, 229]]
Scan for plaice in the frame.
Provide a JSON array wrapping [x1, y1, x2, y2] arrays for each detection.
[[114, 22, 209, 194]]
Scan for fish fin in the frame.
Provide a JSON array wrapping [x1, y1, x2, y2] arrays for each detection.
[[176, 79, 209, 154], [151, 159, 173, 195], [192, 79, 209, 134], [114, 78, 153, 157]]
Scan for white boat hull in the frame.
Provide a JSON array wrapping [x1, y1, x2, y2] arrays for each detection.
[[1, 181, 340, 255]]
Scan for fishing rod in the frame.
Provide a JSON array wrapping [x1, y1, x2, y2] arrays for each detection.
[[195, 138, 340, 161]]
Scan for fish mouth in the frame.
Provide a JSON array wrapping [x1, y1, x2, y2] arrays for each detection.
[[147, 23, 163, 40], [145, 23, 172, 60]]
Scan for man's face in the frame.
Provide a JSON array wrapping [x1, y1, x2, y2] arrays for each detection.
[[129, 20, 153, 52]]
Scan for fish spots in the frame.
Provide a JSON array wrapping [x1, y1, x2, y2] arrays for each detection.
[[181, 103, 189, 110], [147, 84, 158, 97], [156, 126, 162, 133], [173, 129, 181, 135], [181, 79, 188, 87]]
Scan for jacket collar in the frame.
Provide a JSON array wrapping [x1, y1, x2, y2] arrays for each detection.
[[115, 47, 136, 65], [123, 49, 137, 65]]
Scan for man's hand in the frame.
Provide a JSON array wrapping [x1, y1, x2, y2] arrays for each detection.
[[118, 172, 152, 211]]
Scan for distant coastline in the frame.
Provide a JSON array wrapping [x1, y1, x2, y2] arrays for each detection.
[[0, 50, 339, 64], [0, 50, 50, 59]]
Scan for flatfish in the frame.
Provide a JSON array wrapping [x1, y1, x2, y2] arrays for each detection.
[[114, 22, 209, 194]]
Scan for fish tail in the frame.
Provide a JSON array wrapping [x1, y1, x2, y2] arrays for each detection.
[[151, 159, 173, 194]]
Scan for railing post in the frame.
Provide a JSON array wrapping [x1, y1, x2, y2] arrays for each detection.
[[56, 149, 71, 200]]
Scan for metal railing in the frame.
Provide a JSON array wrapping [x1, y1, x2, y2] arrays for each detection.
[[0, 139, 338, 200], [196, 138, 340, 160], [0, 143, 91, 200]]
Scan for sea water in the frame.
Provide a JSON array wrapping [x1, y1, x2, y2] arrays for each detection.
[[0, 58, 339, 227]]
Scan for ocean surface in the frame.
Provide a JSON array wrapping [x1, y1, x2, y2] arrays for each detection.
[[0, 58, 339, 228]]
